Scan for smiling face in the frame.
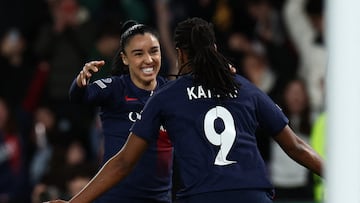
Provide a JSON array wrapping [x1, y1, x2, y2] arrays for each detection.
[[121, 33, 161, 90]]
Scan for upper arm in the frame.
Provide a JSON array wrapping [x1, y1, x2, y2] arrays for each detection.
[[114, 133, 149, 168], [273, 125, 304, 153]]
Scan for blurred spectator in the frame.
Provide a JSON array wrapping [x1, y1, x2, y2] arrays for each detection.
[[33, 0, 95, 102], [63, 163, 97, 199], [283, 0, 326, 119], [245, 0, 299, 85], [241, 52, 277, 95], [0, 28, 38, 111], [86, 17, 121, 83], [29, 106, 57, 186], [33, 0, 97, 146], [225, 31, 264, 70], [0, 98, 28, 203], [0, 27, 50, 152], [32, 137, 95, 203], [246, 0, 285, 46], [87, 113, 104, 163], [269, 78, 314, 201]]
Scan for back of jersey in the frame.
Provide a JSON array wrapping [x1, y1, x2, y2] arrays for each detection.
[[132, 74, 288, 198]]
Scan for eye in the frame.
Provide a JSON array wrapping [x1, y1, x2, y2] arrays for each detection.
[[150, 48, 160, 55], [134, 52, 143, 56]]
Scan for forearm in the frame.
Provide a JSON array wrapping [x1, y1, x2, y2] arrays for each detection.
[[275, 126, 324, 177], [69, 155, 134, 203], [286, 138, 323, 177]]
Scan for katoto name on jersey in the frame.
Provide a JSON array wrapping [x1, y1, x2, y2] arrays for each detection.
[[186, 85, 238, 100]]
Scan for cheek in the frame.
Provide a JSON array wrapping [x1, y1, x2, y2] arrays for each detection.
[[127, 58, 140, 68], [153, 55, 162, 66]]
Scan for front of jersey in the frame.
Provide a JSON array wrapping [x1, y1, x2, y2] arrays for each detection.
[[69, 75, 173, 202], [131, 74, 289, 198]]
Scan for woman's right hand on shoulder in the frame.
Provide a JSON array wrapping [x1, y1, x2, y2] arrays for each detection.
[[76, 60, 105, 87]]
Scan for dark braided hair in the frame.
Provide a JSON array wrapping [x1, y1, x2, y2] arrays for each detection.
[[174, 17, 239, 98], [111, 20, 161, 76]]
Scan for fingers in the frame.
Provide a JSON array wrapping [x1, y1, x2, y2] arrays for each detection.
[[77, 60, 105, 87], [228, 64, 237, 74], [230, 66, 237, 74]]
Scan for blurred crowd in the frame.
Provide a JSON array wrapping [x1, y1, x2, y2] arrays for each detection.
[[0, 0, 325, 202]]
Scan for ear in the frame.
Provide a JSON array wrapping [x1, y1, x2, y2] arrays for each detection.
[[176, 48, 185, 64], [121, 52, 129, 65], [176, 48, 181, 60]]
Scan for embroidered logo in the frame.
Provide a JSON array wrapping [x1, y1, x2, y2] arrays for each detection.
[[101, 78, 112, 83], [125, 96, 138, 102]]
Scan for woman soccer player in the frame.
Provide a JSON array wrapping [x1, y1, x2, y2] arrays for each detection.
[[67, 20, 173, 203], [46, 17, 323, 203]]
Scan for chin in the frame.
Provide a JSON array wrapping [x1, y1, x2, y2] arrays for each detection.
[[142, 74, 156, 81]]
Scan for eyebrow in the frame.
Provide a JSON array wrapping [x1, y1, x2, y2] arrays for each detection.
[[130, 46, 160, 54]]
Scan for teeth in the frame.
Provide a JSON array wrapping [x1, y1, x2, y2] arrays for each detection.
[[142, 67, 154, 74]]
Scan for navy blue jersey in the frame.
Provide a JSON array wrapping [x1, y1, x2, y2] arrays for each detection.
[[69, 75, 173, 202], [131, 74, 289, 199]]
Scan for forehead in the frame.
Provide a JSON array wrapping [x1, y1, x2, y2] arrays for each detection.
[[125, 33, 160, 51]]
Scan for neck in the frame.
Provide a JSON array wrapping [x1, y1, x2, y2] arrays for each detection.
[[132, 77, 157, 91], [178, 62, 192, 75]]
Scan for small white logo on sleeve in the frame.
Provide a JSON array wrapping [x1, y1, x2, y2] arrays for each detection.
[[94, 80, 107, 89]]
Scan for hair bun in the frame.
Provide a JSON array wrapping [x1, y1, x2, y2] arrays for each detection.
[[120, 20, 139, 35]]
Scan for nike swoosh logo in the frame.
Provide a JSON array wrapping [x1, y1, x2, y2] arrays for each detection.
[[125, 96, 138, 101]]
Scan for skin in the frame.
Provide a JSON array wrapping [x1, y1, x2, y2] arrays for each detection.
[[77, 33, 161, 91], [45, 45, 323, 203], [44, 32, 162, 203]]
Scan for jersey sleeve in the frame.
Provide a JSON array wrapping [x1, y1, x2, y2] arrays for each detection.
[[69, 77, 115, 105], [130, 94, 162, 143], [255, 90, 289, 136]]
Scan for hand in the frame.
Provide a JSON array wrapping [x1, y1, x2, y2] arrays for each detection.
[[228, 64, 237, 74], [77, 60, 105, 87], [229, 66, 237, 74]]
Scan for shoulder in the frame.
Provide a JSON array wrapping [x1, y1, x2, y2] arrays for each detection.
[[157, 77, 186, 93], [235, 74, 252, 86], [156, 76, 169, 87], [234, 74, 269, 99]]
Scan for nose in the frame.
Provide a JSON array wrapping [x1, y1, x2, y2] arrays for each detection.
[[144, 53, 153, 64]]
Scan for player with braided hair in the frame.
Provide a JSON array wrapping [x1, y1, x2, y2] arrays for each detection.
[[46, 17, 323, 203]]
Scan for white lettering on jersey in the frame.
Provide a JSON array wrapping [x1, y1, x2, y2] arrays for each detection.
[[186, 86, 238, 100], [187, 86, 212, 100], [128, 112, 141, 122], [204, 106, 237, 165]]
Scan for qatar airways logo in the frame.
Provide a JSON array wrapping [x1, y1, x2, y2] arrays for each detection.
[[128, 112, 141, 122]]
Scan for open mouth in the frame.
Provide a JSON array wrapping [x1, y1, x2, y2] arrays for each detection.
[[142, 67, 154, 74]]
